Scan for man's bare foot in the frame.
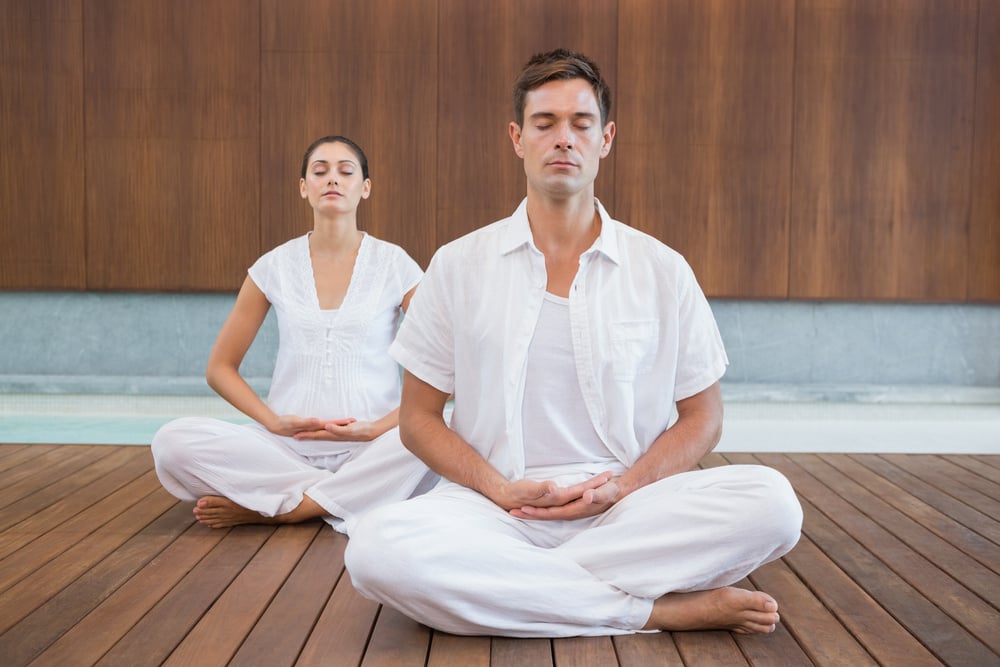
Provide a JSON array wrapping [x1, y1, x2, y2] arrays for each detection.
[[193, 496, 276, 528], [642, 587, 780, 634]]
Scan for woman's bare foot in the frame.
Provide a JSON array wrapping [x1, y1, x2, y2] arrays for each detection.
[[193, 496, 276, 528], [642, 587, 780, 634], [192, 494, 329, 529]]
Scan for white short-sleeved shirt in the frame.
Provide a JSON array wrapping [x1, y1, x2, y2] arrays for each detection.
[[249, 233, 422, 455], [389, 199, 728, 479]]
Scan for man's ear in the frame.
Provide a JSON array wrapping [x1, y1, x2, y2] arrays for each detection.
[[600, 121, 616, 158], [509, 122, 525, 158]]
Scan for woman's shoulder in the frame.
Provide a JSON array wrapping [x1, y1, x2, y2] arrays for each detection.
[[260, 233, 309, 260], [248, 234, 308, 286], [363, 233, 421, 267], [363, 233, 409, 256]]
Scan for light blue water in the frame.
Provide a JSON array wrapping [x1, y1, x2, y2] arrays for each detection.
[[0, 416, 249, 445]]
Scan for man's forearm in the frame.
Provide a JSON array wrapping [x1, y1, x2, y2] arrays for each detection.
[[616, 382, 723, 497], [399, 404, 509, 502]]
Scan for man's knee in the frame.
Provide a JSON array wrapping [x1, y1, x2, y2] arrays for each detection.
[[753, 466, 803, 552], [345, 504, 413, 595]]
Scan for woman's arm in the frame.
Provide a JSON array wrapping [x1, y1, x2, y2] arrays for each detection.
[[207, 277, 322, 435]]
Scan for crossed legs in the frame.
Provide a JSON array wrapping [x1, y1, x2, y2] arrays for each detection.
[[346, 464, 801, 636]]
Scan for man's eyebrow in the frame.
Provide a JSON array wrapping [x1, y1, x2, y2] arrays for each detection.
[[528, 111, 598, 120]]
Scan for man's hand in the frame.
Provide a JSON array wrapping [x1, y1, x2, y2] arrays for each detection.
[[506, 472, 619, 521]]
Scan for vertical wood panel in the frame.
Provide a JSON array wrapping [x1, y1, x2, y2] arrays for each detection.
[[437, 0, 617, 248], [260, 0, 437, 268], [616, 0, 795, 298], [84, 0, 260, 291], [0, 0, 85, 289], [969, 0, 1000, 302], [790, 0, 978, 300]]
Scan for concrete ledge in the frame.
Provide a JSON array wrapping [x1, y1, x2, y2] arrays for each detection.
[[0, 374, 270, 396], [1, 386, 997, 453]]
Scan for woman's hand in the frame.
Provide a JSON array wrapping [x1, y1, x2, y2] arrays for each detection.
[[291, 418, 385, 442], [266, 414, 326, 437]]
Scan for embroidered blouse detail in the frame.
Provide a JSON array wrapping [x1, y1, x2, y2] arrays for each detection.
[[249, 233, 422, 455]]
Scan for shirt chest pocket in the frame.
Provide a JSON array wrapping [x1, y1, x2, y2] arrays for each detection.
[[610, 319, 660, 381]]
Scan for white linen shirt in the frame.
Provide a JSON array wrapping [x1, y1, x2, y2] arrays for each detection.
[[389, 199, 727, 479], [250, 233, 422, 456]]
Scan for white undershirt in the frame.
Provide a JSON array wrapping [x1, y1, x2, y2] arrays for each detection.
[[522, 292, 617, 469]]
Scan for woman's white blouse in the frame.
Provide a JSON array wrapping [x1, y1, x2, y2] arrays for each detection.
[[248, 233, 421, 435]]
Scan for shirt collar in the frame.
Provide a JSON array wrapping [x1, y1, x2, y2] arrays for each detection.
[[499, 197, 622, 266]]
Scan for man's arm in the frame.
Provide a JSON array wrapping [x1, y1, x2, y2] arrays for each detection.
[[400, 371, 609, 511], [616, 380, 723, 495], [511, 381, 723, 520]]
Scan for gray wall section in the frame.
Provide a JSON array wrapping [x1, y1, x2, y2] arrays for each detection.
[[0, 293, 998, 395]]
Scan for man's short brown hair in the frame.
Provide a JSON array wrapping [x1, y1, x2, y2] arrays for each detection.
[[512, 49, 612, 127]]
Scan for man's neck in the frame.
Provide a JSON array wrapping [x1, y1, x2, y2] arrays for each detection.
[[525, 191, 600, 260]]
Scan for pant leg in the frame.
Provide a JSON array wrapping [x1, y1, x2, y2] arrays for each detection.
[[150, 417, 332, 517], [346, 464, 801, 637], [345, 482, 653, 637], [556, 464, 802, 597], [305, 426, 438, 535]]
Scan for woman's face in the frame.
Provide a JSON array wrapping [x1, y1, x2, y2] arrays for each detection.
[[299, 141, 371, 215]]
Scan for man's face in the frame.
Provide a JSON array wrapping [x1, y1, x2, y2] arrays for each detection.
[[509, 77, 615, 200]]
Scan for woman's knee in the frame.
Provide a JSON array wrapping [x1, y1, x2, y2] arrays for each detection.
[[150, 417, 205, 471]]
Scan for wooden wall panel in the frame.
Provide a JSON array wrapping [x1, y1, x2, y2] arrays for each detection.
[[84, 0, 260, 291], [0, 0, 85, 289], [260, 0, 438, 268], [436, 0, 618, 249], [0, 0, 994, 301], [615, 0, 795, 298], [789, 0, 978, 300], [969, 0, 1000, 302]]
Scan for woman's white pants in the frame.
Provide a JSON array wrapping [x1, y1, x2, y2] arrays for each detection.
[[150, 417, 437, 534], [345, 464, 802, 636]]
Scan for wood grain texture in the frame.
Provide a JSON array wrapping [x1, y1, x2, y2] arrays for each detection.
[[615, 0, 795, 298], [1, 1, 995, 299], [0, 0, 85, 289], [260, 0, 438, 268], [2, 447, 998, 665], [436, 0, 618, 250], [790, 0, 978, 300], [969, 0, 1000, 301], [84, 0, 260, 290]]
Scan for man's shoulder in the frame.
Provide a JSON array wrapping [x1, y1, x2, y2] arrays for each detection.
[[431, 215, 513, 266], [610, 219, 689, 270]]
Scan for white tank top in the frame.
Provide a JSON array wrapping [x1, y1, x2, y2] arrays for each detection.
[[522, 292, 616, 468]]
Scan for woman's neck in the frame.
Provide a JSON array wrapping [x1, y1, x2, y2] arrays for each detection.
[[310, 214, 362, 254]]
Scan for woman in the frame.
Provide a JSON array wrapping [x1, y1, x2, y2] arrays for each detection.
[[151, 136, 436, 534]]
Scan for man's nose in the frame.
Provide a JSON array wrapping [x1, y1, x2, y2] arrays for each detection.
[[554, 123, 573, 148]]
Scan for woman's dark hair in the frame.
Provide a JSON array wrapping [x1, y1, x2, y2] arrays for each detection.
[[513, 49, 612, 127], [300, 135, 370, 180]]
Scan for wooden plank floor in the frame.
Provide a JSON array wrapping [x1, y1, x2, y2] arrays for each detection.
[[0, 444, 997, 666]]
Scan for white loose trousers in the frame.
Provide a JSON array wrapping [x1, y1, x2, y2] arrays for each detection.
[[151, 417, 437, 535], [346, 463, 802, 637]]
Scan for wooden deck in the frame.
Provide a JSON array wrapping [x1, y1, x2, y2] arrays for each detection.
[[0, 444, 997, 667]]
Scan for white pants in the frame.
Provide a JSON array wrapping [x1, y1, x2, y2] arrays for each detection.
[[150, 417, 438, 535], [345, 464, 802, 636]]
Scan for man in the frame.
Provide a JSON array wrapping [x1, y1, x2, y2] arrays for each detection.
[[345, 49, 802, 637]]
